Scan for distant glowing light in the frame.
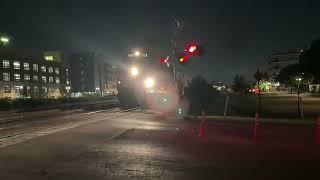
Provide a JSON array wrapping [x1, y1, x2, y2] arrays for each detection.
[[163, 98, 167, 102], [44, 56, 53, 61], [144, 77, 155, 88], [188, 45, 197, 53], [1, 37, 9, 43], [130, 66, 139, 77], [134, 51, 141, 56]]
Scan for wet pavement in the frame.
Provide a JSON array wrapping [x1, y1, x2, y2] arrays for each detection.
[[0, 110, 320, 179]]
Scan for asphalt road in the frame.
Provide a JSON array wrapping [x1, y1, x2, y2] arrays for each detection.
[[0, 109, 320, 179]]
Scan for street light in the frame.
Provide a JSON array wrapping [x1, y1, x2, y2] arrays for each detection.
[[0, 36, 10, 46], [130, 66, 139, 77]]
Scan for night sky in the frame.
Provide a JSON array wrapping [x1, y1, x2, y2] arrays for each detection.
[[1, 0, 320, 83]]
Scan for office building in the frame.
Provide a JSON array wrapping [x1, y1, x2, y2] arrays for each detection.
[[69, 52, 106, 96], [0, 48, 69, 99], [267, 49, 303, 82]]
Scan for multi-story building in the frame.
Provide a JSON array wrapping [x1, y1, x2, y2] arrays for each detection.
[[69, 52, 106, 96], [0, 48, 69, 99], [267, 49, 303, 82], [43, 51, 71, 95], [104, 64, 118, 95]]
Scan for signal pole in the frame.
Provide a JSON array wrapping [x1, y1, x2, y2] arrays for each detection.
[[171, 17, 183, 81]]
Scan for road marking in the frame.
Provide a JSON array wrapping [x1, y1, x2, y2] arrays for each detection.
[[59, 108, 121, 120], [0, 116, 24, 123], [0, 108, 140, 149], [108, 128, 136, 141], [0, 124, 25, 130]]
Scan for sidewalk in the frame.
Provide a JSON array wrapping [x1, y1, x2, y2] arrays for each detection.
[[184, 115, 316, 125]]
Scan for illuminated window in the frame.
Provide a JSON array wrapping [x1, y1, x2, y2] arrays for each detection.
[[44, 56, 53, 61], [48, 67, 54, 73], [49, 87, 55, 93], [26, 86, 31, 94], [33, 64, 38, 72], [49, 76, 54, 83], [23, 63, 30, 70], [15, 86, 23, 94], [14, 73, 20, 81], [4, 85, 11, 93], [33, 75, 38, 81], [55, 77, 60, 84], [13, 61, 20, 70], [66, 79, 70, 85], [24, 74, 30, 81], [2, 60, 10, 68], [41, 86, 47, 93], [41, 66, 46, 73], [3, 72, 10, 81], [41, 76, 47, 83], [33, 86, 39, 93], [55, 67, 59, 74]]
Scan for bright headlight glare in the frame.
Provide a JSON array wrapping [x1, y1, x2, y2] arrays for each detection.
[[144, 77, 155, 88], [130, 66, 139, 76]]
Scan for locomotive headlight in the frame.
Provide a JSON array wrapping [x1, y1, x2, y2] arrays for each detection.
[[130, 66, 139, 77], [144, 77, 155, 89]]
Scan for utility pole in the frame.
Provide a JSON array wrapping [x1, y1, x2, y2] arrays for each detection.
[[171, 17, 183, 89], [98, 61, 103, 99]]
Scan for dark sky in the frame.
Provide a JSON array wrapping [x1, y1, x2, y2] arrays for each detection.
[[1, 0, 320, 83]]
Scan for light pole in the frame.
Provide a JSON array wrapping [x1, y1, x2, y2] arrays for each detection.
[[296, 77, 302, 116], [171, 17, 183, 94]]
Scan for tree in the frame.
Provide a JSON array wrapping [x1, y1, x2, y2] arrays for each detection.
[[232, 74, 249, 93], [262, 72, 269, 81], [275, 64, 301, 93], [300, 39, 320, 83], [253, 69, 263, 82], [184, 76, 218, 114], [253, 69, 263, 113]]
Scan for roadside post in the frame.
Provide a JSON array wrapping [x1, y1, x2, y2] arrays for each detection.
[[317, 116, 320, 145], [224, 96, 229, 117], [253, 112, 259, 144], [198, 109, 206, 137], [300, 97, 304, 119]]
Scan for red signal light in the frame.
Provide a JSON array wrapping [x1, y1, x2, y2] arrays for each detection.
[[179, 55, 188, 63], [160, 56, 169, 63], [185, 43, 203, 56], [188, 45, 197, 53]]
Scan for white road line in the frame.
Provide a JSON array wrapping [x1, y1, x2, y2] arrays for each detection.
[[0, 124, 25, 130], [0, 108, 140, 149], [0, 116, 24, 122]]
